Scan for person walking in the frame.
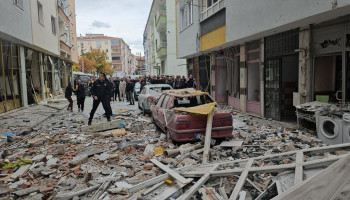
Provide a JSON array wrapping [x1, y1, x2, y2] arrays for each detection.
[[65, 82, 73, 111], [75, 79, 86, 112], [88, 72, 113, 125], [119, 78, 126, 101], [126, 78, 135, 105], [113, 77, 121, 101]]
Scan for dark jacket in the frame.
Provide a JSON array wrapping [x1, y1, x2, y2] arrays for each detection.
[[113, 80, 120, 91], [90, 79, 113, 100], [65, 86, 73, 97], [76, 83, 86, 98], [126, 82, 134, 93], [187, 78, 197, 89]]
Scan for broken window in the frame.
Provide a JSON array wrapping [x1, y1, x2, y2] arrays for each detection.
[[173, 95, 213, 108]]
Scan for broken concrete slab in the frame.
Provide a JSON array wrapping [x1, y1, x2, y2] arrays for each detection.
[[12, 186, 40, 196], [69, 155, 88, 167], [81, 120, 121, 132]]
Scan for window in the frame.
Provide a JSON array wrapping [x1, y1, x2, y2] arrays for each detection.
[[112, 57, 120, 61], [106, 56, 109, 61], [161, 95, 170, 109], [51, 16, 56, 35], [188, 0, 193, 25], [111, 40, 120, 46], [105, 49, 109, 53], [113, 64, 121, 69], [207, 0, 218, 7], [96, 41, 101, 48], [112, 49, 120, 53], [13, 0, 24, 10], [157, 95, 166, 107], [105, 41, 109, 45], [181, 8, 186, 30], [37, 1, 44, 25], [88, 41, 91, 46], [64, 24, 70, 45]]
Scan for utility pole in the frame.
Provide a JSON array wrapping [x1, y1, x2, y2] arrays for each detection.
[[81, 42, 85, 73]]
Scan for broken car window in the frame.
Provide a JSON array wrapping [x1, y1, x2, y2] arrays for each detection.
[[173, 95, 213, 108]]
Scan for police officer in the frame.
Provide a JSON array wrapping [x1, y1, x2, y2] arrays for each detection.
[[88, 72, 113, 125]]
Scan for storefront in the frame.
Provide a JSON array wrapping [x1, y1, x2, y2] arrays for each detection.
[[264, 29, 299, 121], [311, 16, 350, 104], [246, 40, 262, 115], [0, 41, 22, 113]]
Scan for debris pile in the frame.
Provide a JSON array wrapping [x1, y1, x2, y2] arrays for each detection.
[[0, 100, 348, 200]]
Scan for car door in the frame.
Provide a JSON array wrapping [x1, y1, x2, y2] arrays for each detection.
[[152, 94, 165, 125], [158, 95, 170, 131]]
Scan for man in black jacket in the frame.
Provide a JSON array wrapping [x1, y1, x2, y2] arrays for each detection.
[[113, 77, 121, 101], [88, 72, 113, 125], [75, 79, 86, 112], [126, 78, 135, 105]]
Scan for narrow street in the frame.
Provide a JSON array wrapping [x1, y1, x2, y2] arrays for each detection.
[[0, 96, 340, 199], [2, 0, 350, 199]]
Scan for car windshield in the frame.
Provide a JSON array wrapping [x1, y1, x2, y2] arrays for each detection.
[[173, 95, 213, 108], [77, 75, 90, 83], [149, 87, 171, 94]]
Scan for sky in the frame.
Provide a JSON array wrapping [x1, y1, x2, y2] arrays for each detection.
[[75, 0, 153, 56]]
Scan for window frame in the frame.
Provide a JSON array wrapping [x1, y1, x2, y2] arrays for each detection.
[[157, 95, 166, 107], [51, 16, 56, 35], [161, 95, 170, 109], [13, 0, 24, 10], [37, 1, 44, 26], [112, 57, 120, 61]]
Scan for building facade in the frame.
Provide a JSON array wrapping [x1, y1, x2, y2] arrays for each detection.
[[144, 0, 187, 76], [77, 34, 134, 76], [0, 0, 78, 114], [176, 0, 350, 121]]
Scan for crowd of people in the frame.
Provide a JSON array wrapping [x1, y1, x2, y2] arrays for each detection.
[[65, 73, 197, 125]]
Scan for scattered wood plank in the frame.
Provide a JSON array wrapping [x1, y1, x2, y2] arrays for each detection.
[[229, 159, 254, 200], [294, 151, 304, 185], [81, 120, 121, 132], [219, 187, 229, 200], [128, 166, 192, 193], [151, 159, 191, 184], [152, 178, 194, 200], [177, 164, 219, 200], [203, 110, 214, 164]]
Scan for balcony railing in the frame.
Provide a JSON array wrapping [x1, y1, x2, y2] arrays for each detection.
[[157, 42, 167, 58], [201, 0, 225, 21], [156, 12, 167, 31]]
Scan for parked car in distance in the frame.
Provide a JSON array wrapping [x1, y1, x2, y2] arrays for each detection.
[[138, 84, 173, 115], [150, 90, 233, 142], [134, 82, 141, 101]]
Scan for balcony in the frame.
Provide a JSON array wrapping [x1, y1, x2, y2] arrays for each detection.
[[157, 42, 167, 58], [201, 0, 225, 21], [60, 41, 71, 54], [156, 11, 167, 32]]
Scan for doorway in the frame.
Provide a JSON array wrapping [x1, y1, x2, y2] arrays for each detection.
[[215, 58, 227, 105], [314, 54, 342, 103], [265, 55, 298, 121]]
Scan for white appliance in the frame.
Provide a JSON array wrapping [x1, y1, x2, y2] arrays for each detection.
[[342, 113, 350, 143], [316, 115, 343, 145]]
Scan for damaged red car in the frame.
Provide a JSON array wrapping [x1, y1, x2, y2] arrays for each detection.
[[150, 90, 233, 142]]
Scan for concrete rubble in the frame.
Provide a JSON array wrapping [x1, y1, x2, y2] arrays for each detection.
[[0, 99, 349, 200]]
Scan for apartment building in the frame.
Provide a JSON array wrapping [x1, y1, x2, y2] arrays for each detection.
[[77, 34, 134, 76], [144, 0, 187, 76], [176, 0, 350, 121], [0, 0, 78, 114]]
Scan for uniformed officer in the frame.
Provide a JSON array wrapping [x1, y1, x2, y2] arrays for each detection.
[[88, 72, 113, 125]]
